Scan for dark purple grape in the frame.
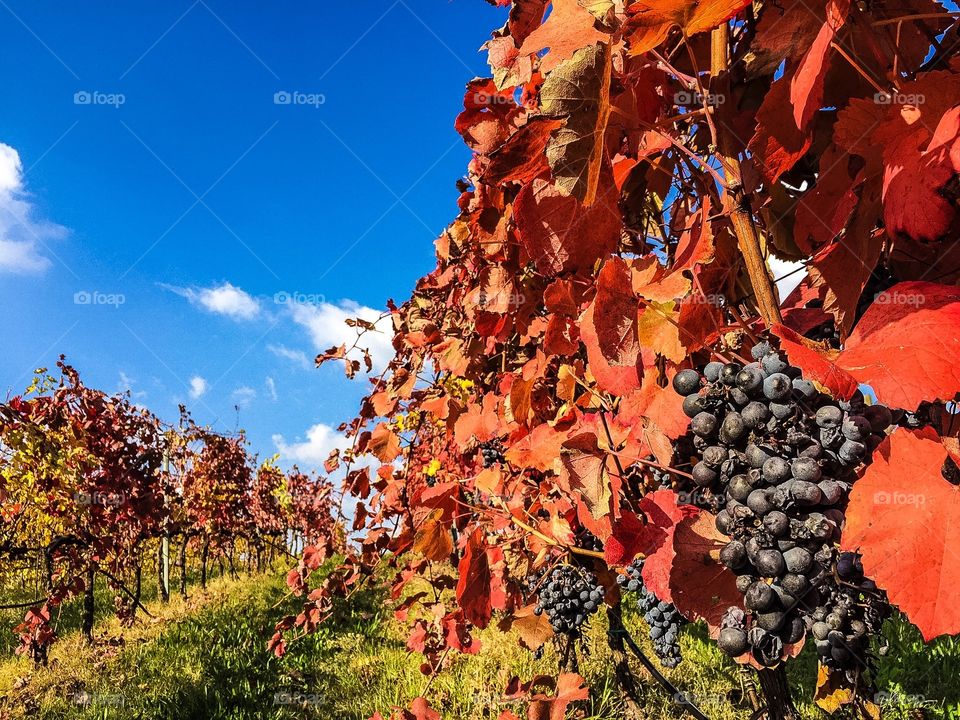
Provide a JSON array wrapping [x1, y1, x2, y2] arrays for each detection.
[[736, 366, 764, 394], [718, 627, 749, 655], [763, 511, 789, 537], [728, 474, 753, 502], [735, 574, 755, 593], [818, 480, 843, 505], [673, 369, 702, 396], [703, 445, 727, 467], [756, 610, 786, 631], [839, 439, 866, 464], [703, 362, 724, 382], [761, 353, 787, 375], [720, 540, 748, 570], [747, 489, 775, 517], [720, 412, 747, 442], [781, 573, 809, 597], [715, 509, 734, 535], [791, 457, 822, 482], [841, 416, 871, 441], [762, 456, 791, 483], [815, 406, 843, 428], [864, 404, 892, 432], [770, 401, 795, 420], [755, 549, 786, 578], [745, 581, 776, 611], [691, 412, 719, 437], [788, 480, 822, 506], [721, 363, 743, 386], [783, 546, 813, 574], [763, 373, 792, 401], [682, 393, 706, 418], [692, 462, 718, 487], [792, 378, 816, 400], [742, 401, 770, 429], [746, 444, 772, 469], [783, 617, 805, 643]]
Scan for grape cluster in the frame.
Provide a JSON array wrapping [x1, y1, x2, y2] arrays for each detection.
[[673, 341, 893, 667], [574, 527, 604, 553], [530, 565, 604, 636], [617, 559, 686, 668], [810, 552, 891, 670], [479, 438, 505, 467]]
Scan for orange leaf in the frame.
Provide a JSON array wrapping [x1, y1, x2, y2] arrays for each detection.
[[625, 0, 752, 55], [518, 0, 610, 72], [413, 509, 454, 562]]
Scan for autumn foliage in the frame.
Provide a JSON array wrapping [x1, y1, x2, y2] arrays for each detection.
[[0, 361, 338, 663], [274, 0, 960, 717]]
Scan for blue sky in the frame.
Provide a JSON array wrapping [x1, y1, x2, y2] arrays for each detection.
[[0, 1, 507, 470]]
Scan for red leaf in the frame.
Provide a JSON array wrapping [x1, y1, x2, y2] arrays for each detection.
[[837, 281, 960, 409], [639, 491, 699, 603], [456, 528, 505, 628], [748, 0, 849, 183], [454, 393, 500, 449], [505, 421, 572, 472], [881, 106, 960, 243], [515, 177, 620, 276], [604, 489, 696, 581], [558, 431, 617, 521], [772, 324, 859, 400], [625, 0, 751, 54], [527, 672, 589, 720], [408, 698, 441, 720], [579, 256, 643, 396], [669, 513, 744, 635], [482, 117, 564, 188], [505, 604, 555, 650], [413, 509, 454, 562], [604, 511, 646, 567], [368, 423, 402, 463], [618, 378, 692, 466], [842, 427, 960, 641], [790, 0, 849, 128]]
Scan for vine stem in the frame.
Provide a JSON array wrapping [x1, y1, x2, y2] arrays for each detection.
[[489, 496, 605, 559], [756, 667, 799, 720], [872, 10, 960, 25], [609, 607, 711, 720], [710, 24, 783, 328]]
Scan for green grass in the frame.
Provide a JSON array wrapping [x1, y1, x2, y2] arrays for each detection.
[[0, 567, 957, 719], [0, 559, 238, 656]]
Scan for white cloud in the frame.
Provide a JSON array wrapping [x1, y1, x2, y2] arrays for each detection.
[[272, 422, 348, 467], [0, 143, 68, 274], [267, 343, 311, 369], [117, 371, 147, 400], [164, 281, 260, 320], [231, 385, 256, 407], [265, 376, 278, 401], [188, 376, 208, 399], [289, 299, 393, 370]]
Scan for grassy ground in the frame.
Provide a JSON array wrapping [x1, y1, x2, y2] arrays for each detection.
[[0, 567, 956, 719]]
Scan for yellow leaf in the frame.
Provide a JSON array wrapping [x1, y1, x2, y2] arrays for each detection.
[[814, 663, 855, 713]]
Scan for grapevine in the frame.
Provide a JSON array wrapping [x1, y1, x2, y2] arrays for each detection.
[[250, 1, 960, 718]]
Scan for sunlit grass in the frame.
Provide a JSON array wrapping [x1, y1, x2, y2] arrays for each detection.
[[0, 565, 956, 719]]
